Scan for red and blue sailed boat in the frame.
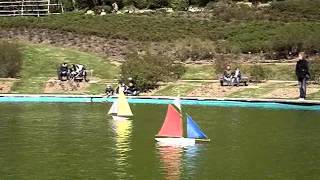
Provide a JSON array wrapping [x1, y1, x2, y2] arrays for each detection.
[[155, 100, 210, 146]]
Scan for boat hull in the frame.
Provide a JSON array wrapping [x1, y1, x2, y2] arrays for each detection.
[[112, 115, 130, 120], [155, 137, 196, 146]]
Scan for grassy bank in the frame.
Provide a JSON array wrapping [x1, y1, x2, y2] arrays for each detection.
[[0, 43, 318, 99], [183, 64, 296, 81], [11, 44, 118, 93], [1, 13, 320, 54]]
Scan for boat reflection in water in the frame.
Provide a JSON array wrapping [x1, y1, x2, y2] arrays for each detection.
[[157, 145, 183, 180], [157, 144, 202, 180], [111, 119, 132, 179]]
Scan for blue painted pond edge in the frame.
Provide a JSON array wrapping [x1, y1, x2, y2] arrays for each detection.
[[1, 94, 320, 111]]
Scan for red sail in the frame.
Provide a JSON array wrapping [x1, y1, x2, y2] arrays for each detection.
[[157, 105, 183, 137]]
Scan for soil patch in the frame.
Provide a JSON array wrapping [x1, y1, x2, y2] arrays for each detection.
[[262, 84, 320, 99], [0, 81, 14, 93], [44, 78, 90, 93], [1, 28, 139, 60], [187, 83, 255, 97]]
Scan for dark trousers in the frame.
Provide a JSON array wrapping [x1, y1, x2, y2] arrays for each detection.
[[298, 78, 307, 98]]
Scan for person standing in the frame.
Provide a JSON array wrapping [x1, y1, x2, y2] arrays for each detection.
[[295, 52, 310, 100]]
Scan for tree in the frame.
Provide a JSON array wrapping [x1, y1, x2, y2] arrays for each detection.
[[120, 50, 185, 92]]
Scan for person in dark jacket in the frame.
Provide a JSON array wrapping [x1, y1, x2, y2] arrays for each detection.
[[295, 52, 310, 99], [58, 62, 69, 81], [105, 84, 114, 97]]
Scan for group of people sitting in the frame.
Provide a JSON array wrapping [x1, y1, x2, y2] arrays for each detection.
[[58, 62, 89, 82], [222, 65, 242, 86], [105, 77, 140, 96]]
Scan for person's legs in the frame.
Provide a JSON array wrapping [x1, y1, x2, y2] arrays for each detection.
[[223, 77, 229, 85], [234, 77, 239, 86], [299, 78, 307, 98], [302, 78, 307, 98], [231, 77, 235, 86]]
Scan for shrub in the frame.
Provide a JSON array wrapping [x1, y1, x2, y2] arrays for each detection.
[[173, 38, 217, 61], [134, 0, 148, 8], [310, 58, 320, 84], [75, 0, 96, 9], [0, 41, 23, 78], [120, 50, 185, 92], [148, 0, 168, 9], [248, 64, 268, 82], [213, 54, 236, 75], [189, 0, 210, 6], [123, 0, 148, 8], [93, 5, 113, 13], [168, 0, 189, 10], [60, 0, 76, 11], [271, 0, 320, 20]]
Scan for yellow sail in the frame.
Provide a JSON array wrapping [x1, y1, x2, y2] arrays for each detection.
[[117, 91, 133, 117]]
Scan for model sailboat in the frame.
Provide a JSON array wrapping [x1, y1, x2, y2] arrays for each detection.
[[155, 100, 210, 146], [108, 90, 133, 120]]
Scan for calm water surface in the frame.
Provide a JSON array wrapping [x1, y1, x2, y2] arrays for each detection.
[[0, 103, 320, 179]]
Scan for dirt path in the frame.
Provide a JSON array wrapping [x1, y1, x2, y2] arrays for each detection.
[[44, 78, 90, 93], [262, 83, 320, 99], [186, 83, 256, 97], [0, 81, 14, 93]]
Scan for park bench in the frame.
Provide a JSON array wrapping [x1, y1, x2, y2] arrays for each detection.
[[219, 75, 249, 86]]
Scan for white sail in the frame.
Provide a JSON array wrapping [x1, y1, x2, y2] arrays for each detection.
[[108, 100, 118, 115], [173, 97, 181, 111]]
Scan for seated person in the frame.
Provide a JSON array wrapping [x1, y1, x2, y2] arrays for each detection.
[[70, 64, 88, 82], [112, 2, 119, 13], [105, 85, 114, 97], [126, 82, 140, 96], [232, 67, 241, 86], [58, 62, 69, 81], [115, 80, 128, 94], [223, 65, 233, 85]]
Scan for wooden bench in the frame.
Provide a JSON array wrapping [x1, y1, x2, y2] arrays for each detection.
[[219, 75, 249, 86]]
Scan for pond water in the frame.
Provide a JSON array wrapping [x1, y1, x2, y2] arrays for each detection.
[[0, 103, 320, 179]]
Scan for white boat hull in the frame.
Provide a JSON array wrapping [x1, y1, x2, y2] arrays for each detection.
[[112, 116, 130, 121], [155, 137, 196, 147]]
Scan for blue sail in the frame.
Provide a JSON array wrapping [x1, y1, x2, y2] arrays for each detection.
[[186, 115, 208, 139]]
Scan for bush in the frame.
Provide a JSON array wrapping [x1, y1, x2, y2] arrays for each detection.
[[123, 0, 148, 8], [213, 54, 237, 75], [271, 0, 320, 20], [148, 0, 168, 9], [168, 0, 189, 10], [0, 41, 23, 78], [120, 49, 185, 92], [310, 58, 320, 84], [248, 64, 268, 82], [60, 0, 75, 11], [93, 5, 113, 13], [173, 38, 216, 61], [189, 0, 210, 6]]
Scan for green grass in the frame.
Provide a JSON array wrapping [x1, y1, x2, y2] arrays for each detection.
[[264, 64, 296, 80], [153, 83, 202, 96], [182, 65, 215, 80], [11, 44, 118, 93], [308, 91, 320, 100], [227, 83, 281, 98], [0, 13, 319, 54], [182, 64, 296, 81]]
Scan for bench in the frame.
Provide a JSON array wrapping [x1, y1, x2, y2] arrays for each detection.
[[219, 75, 249, 86]]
